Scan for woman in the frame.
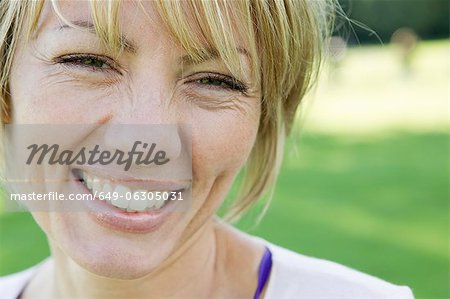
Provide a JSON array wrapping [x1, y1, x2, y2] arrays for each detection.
[[0, 1, 414, 298]]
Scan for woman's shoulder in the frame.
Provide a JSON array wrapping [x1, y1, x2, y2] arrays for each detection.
[[0, 264, 40, 299], [263, 241, 415, 299]]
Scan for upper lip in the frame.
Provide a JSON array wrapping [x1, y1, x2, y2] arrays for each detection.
[[72, 168, 191, 191]]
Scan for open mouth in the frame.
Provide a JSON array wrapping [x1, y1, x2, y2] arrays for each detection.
[[72, 169, 185, 213]]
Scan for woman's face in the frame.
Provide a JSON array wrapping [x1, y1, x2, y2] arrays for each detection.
[[9, 1, 260, 278]]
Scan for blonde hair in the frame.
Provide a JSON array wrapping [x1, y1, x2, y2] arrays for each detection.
[[0, 0, 337, 221]]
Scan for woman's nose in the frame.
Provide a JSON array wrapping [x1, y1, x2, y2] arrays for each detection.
[[101, 123, 182, 168]]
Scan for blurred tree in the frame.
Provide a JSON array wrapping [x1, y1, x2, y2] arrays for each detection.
[[337, 0, 449, 44]]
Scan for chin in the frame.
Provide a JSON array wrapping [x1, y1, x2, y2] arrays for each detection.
[[46, 213, 180, 280], [72, 247, 164, 279]]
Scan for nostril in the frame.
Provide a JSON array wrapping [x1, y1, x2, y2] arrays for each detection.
[[71, 169, 84, 182]]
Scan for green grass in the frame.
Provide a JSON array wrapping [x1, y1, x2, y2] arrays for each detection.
[[0, 212, 49, 274], [1, 132, 448, 299], [234, 132, 449, 299]]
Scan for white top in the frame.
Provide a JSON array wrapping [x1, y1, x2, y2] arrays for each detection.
[[0, 241, 414, 299], [264, 242, 414, 298]]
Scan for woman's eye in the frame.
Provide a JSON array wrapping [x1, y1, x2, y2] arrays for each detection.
[[195, 74, 248, 93], [80, 57, 108, 68], [55, 54, 117, 72], [199, 78, 227, 87]]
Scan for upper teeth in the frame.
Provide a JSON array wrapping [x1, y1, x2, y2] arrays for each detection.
[[81, 171, 170, 212]]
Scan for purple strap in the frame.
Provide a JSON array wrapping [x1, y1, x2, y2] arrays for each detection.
[[253, 248, 273, 299]]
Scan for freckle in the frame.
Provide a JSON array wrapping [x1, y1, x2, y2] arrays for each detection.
[[97, 114, 113, 125]]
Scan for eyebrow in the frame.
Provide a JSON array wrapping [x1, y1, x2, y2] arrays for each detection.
[[57, 20, 137, 54], [179, 47, 250, 66]]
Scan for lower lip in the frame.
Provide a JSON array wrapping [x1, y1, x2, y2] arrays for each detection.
[[78, 181, 175, 234]]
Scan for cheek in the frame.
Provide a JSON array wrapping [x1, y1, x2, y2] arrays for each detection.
[[191, 106, 260, 179], [185, 106, 260, 228]]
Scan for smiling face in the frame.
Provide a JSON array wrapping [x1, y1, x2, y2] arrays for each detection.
[[8, 0, 261, 278]]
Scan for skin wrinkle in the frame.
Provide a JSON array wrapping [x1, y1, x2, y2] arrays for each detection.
[[97, 114, 113, 125], [10, 1, 265, 298]]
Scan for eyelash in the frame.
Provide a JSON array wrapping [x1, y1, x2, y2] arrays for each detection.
[[189, 73, 249, 94], [55, 54, 119, 74], [55, 54, 249, 93]]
